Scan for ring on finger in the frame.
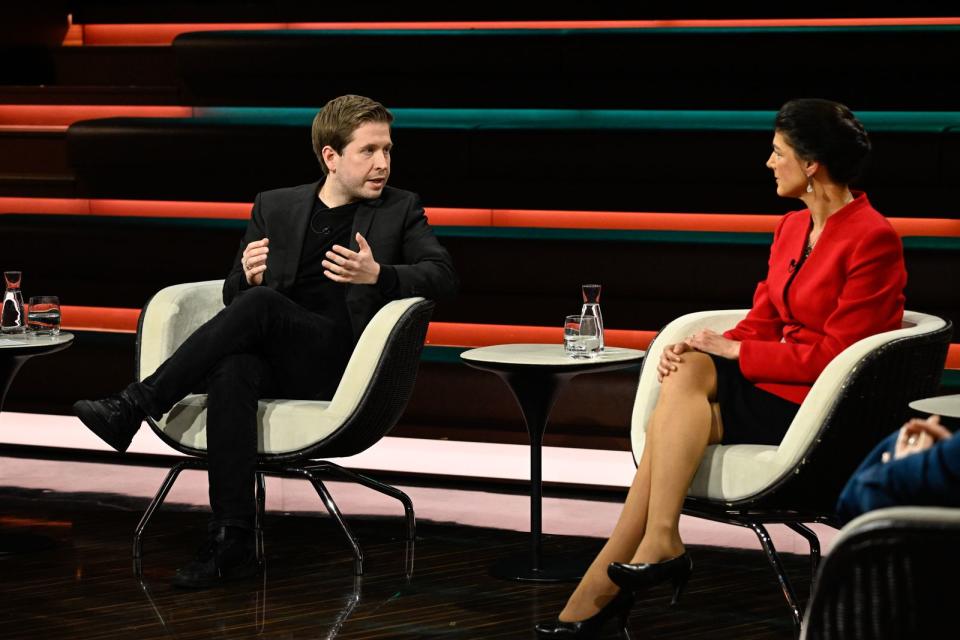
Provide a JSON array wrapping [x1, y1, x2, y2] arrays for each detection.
[[907, 435, 918, 446]]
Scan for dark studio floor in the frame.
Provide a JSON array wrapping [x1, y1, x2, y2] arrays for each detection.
[[0, 467, 805, 639]]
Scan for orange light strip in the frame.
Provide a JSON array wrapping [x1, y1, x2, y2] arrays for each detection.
[[65, 17, 960, 46], [61, 306, 141, 333], [426, 322, 656, 350], [53, 307, 960, 369], [0, 105, 192, 128], [0, 197, 251, 219], [493, 209, 783, 233], [4, 197, 960, 238], [1, 198, 90, 215], [57, 306, 656, 348], [0, 516, 72, 528], [91, 199, 252, 219]]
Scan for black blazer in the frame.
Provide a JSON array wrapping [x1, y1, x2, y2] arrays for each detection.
[[223, 179, 458, 340]]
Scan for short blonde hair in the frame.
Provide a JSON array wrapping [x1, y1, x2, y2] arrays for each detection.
[[311, 95, 394, 174]]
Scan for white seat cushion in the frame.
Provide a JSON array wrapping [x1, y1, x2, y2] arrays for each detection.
[[159, 394, 338, 454]]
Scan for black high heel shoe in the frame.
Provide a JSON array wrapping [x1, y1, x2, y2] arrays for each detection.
[[607, 553, 693, 605], [534, 590, 635, 638]]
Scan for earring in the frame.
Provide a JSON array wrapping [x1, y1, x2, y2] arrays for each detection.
[[806, 176, 814, 193]]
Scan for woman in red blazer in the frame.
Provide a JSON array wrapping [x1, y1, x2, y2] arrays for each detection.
[[537, 100, 907, 637]]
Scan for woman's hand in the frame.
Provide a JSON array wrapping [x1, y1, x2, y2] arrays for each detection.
[[685, 329, 741, 360], [887, 415, 951, 462], [657, 342, 693, 382]]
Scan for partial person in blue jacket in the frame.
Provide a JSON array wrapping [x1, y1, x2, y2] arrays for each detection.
[[836, 415, 960, 524]]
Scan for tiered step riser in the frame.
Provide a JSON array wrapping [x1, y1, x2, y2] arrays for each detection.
[[172, 28, 960, 109], [3, 214, 957, 331], [59, 117, 960, 216]]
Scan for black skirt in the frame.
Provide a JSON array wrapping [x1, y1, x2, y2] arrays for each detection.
[[710, 354, 801, 446]]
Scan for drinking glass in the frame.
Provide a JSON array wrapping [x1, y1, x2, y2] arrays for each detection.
[[564, 314, 601, 359], [27, 296, 61, 336]]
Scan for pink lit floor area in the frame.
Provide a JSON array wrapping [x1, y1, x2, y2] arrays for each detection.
[[0, 411, 837, 555]]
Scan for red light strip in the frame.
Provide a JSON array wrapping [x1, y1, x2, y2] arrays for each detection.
[[62, 17, 960, 46], [52, 305, 960, 369], [3, 196, 960, 237], [0, 105, 193, 131]]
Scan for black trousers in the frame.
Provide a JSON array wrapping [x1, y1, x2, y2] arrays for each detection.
[[134, 287, 351, 529]]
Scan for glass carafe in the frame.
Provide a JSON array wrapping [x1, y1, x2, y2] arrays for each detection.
[[2, 271, 26, 334], [580, 283, 604, 351]]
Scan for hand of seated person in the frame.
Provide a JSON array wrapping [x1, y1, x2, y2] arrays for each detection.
[[242, 238, 270, 286], [657, 342, 691, 382], [323, 233, 382, 285], [685, 329, 741, 361], [883, 415, 951, 462], [657, 330, 743, 382]]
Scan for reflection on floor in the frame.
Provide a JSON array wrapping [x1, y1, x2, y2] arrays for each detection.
[[0, 483, 804, 639], [0, 410, 830, 637]]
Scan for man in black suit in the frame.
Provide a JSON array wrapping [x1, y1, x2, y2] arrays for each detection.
[[74, 95, 458, 587]]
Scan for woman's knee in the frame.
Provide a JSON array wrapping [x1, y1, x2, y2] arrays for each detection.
[[659, 352, 716, 395]]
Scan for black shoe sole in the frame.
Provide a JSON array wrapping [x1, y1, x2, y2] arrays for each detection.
[[73, 400, 133, 453]]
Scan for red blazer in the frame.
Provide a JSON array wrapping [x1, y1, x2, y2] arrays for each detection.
[[724, 193, 906, 404]]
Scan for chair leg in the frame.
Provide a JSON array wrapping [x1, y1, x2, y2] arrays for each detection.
[[748, 522, 802, 638], [286, 467, 364, 575], [785, 522, 821, 589], [403, 539, 415, 580], [309, 460, 416, 541], [254, 566, 267, 632], [137, 577, 173, 633], [133, 459, 205, 575], [329, 574, 363, 636], [254, 472, 267, 563]]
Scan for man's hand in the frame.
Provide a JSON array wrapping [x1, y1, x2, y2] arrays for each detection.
[[685, 329, 741, 360], [242, 238, 269, 286], [323, 233, 381, 284], [888, 415, 951, 462]]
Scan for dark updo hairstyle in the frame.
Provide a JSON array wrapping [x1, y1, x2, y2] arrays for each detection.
[[774, 99, 871, 185]]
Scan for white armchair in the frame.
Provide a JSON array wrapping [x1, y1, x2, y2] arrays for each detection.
[[132, 280, 435, 576], [630, 309, 952, 634]]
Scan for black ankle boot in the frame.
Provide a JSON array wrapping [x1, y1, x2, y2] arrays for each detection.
[[73, 388, 146, 452], [607, 553, 693, 605], [534, 590, 634, 638], [172, 526, 259, 589]]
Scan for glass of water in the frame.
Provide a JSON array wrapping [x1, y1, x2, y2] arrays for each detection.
[[564, 314, 601, 359], [27, 296, 61, 336]]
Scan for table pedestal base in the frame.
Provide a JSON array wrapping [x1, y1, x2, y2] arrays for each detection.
[[1, 334, 74, 556], [460, 345, 644, 585]]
